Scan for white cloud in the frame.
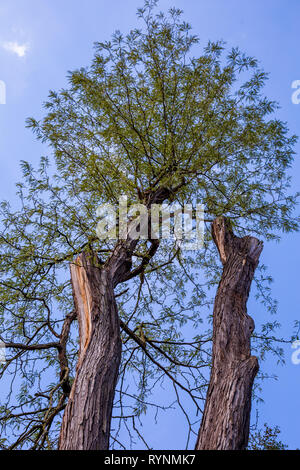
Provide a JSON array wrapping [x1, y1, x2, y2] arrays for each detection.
[[2, 41, 29, 57]]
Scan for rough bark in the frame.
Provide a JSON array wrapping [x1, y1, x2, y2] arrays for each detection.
[[58, 252, 121, 450], [195, 217, 263, 450]]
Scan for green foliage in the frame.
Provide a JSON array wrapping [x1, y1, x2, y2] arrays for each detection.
[[0, 0, 298, 449], [248, 424, 288, 450], [27, 0, 298, 238]]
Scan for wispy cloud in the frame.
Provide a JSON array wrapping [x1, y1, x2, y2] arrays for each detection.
[[2, 41, 29, 57]]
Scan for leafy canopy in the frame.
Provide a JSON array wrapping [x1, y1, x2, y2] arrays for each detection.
[[0, 0, 298, 449], [28, 0, 298, 237]]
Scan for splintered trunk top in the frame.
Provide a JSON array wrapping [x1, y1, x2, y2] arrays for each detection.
[[196, 217, 263, 450], [58, 252, 121, 450]]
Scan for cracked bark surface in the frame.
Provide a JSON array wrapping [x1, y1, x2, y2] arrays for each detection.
[[195, 217, 263, 450], [58, 252, 121, 450]]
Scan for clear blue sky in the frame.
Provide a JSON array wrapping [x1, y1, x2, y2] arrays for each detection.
[[0, 0, 299, 449]]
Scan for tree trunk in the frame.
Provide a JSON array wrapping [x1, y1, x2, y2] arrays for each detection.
[[195, 217, 263, 450], [58, 252, 121, 450]]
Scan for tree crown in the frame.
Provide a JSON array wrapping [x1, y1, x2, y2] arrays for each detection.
[[0, 0, 298, 449]]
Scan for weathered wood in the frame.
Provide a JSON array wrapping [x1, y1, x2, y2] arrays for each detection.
[[58, 252, 121, 450], [58, 186, 179, 450], [195, 217, 263, 450]]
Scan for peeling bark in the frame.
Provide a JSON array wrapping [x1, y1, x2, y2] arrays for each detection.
[[195, 217, 263, 450]]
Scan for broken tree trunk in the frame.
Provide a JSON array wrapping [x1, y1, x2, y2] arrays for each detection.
[[195, 217, 263, 450], [58, 252, 121, 450]]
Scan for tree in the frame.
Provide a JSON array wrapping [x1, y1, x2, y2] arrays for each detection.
[[248, 424, 288, 450], [0, 0, 298, 450], [196, 217, 263, 449]]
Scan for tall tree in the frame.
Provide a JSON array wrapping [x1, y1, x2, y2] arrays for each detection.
[[0, 1, 298, 450]]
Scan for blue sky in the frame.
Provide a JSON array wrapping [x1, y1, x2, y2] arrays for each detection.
[[0, 0, 300, 449]]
